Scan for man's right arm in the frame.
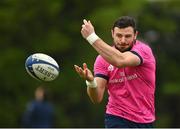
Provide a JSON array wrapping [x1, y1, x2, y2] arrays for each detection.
[[81, 19, 141, 68]]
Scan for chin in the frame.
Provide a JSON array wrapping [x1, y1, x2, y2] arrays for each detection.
[[120, 49, 127, 52], [115, 46, 132, 52]]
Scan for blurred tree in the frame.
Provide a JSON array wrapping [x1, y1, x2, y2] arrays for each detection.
[[0, 0, 179, 127]]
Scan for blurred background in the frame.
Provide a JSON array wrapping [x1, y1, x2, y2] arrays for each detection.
[[0, 0, 179, 127]]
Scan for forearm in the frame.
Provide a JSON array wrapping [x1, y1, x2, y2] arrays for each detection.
[[92, 39, 125, 67], [81, 20, 125, 67], [87, 87, 101, 104], [86, 79, 104, 104]]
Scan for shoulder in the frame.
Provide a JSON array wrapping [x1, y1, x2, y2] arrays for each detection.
[[132, 40, 154, 56], [133, 40, 153, 51], [95, 55, 105, 63], [131, 40, 155, 64], [96, 55, 104, 60], [95, 55, 109, 66], [133, 40, 149, 48], [26, 101, 37, 111]]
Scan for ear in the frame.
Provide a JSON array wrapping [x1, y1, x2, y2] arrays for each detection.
[[134, 31, 138, 39]]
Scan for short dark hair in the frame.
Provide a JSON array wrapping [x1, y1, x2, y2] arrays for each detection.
[[112, 16, 137, 33]]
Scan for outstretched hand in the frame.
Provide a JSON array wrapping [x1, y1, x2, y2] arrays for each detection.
[[81, 19, 95, 39], [74, 63, 94, 81]]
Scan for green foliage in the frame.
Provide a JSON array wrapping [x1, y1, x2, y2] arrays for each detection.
[[0, 0, 179, 127]]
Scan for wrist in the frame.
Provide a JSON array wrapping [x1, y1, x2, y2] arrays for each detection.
[[86, 79, 97, 88], [86, 32, 100, 45]]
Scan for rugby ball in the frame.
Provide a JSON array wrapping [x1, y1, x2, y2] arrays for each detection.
[[25, 53, 59, 81]]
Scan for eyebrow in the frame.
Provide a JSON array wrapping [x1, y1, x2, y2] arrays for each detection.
[[116, 33, 133, 36]]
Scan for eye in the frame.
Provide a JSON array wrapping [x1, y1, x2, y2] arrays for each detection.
[[125, 34, 132, 38], [116, 34, 123, 38]]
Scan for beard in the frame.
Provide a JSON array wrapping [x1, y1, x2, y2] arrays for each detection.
[[114, 40, 136, 52]]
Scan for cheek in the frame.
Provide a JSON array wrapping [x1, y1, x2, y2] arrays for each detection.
[[113, 36, 119, 42], [125, 39, 134, 46], [127, 37, 135, 42]]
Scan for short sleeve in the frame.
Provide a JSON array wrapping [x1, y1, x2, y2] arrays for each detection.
[[131, 42, 155, 65], [94, 55, 109, 81]]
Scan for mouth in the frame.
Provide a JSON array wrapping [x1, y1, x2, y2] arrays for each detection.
[[117, 44, 127, 49], [115, 44, 131, 52]]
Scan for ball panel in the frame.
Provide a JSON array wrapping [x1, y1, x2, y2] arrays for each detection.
[[31, 59, 59, 71], [25, 55, 33, 67], [33, 64, 59, 81], [25, 66, 41, 81], [32, 53, 59, 67]]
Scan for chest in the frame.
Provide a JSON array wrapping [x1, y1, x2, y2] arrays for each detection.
[[107, 65, 139, 84]]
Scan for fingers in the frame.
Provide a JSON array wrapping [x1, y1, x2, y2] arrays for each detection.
[[74, 64, 86, 78], [83, 19, 88, 25], [74, 65, 80, 73], [81, 19, 95, 39], [88, 20, 92, 26], [82, 19, 88, 30], [83, 63, 87, 69], [83, 63, 88, 77], [74, 65, 82, 73], [83, 19, 91, 26], [74, 64, 94, 81], [81, 20, 88, 36]]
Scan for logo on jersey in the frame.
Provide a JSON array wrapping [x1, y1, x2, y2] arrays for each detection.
[[108, 65, 114, 71]]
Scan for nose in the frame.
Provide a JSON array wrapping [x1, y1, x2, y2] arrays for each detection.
[[121, 36, 126, 43]]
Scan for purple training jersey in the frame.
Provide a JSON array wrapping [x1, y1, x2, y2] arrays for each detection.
[[94, 40, 156, 123]]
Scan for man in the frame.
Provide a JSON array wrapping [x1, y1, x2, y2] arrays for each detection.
[[74, 16, 156, 128], [22, 86, 55, 128]]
